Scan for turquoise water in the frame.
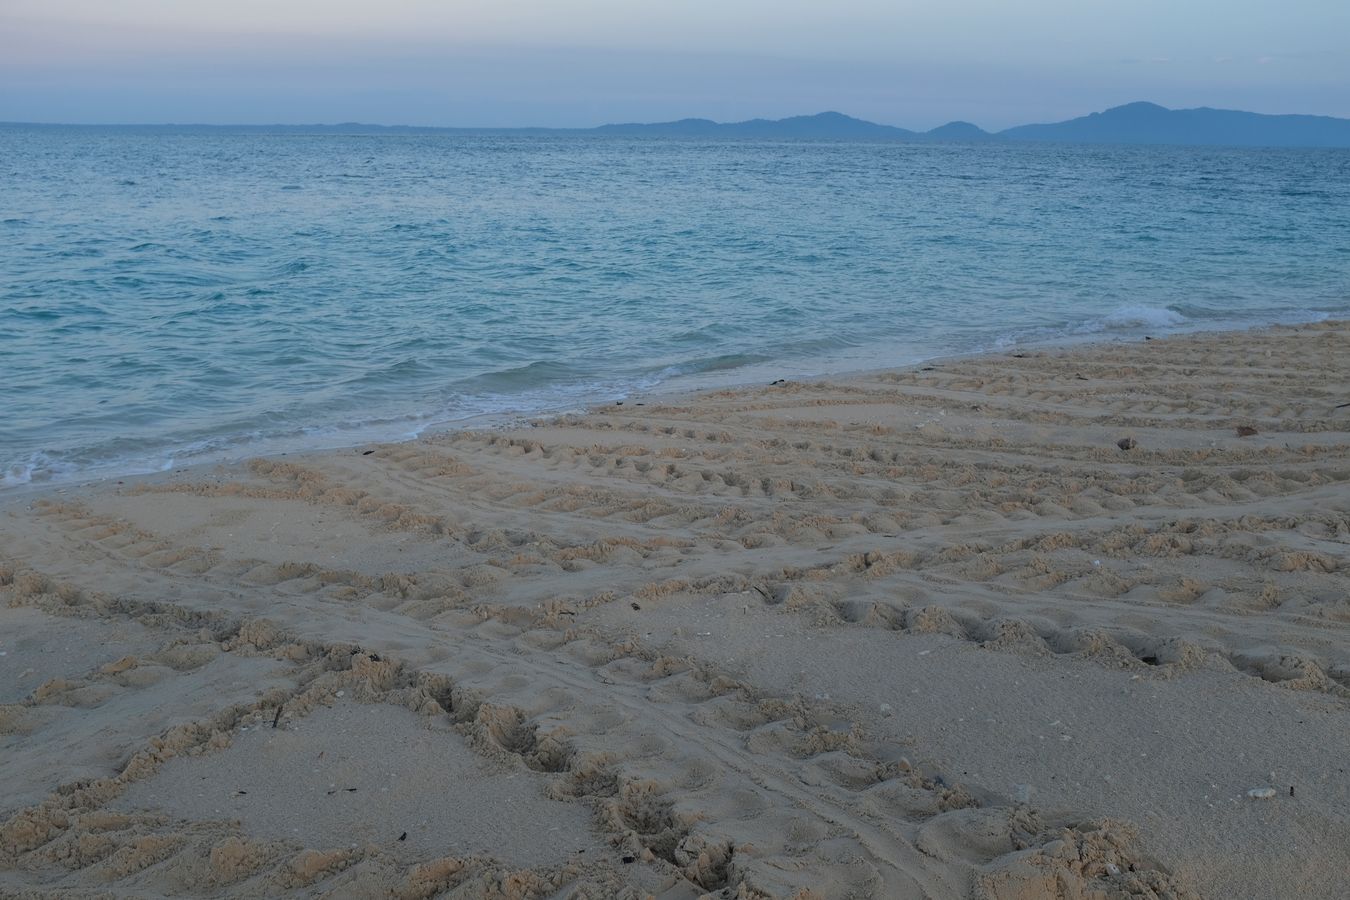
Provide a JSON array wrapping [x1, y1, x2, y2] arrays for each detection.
[[3, 126, 1348, 486]]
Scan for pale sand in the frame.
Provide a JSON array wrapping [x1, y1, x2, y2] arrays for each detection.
[[2, 321, 1347, 898]]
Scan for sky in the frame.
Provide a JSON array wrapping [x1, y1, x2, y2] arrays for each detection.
[[2, 1, 1348, 129]]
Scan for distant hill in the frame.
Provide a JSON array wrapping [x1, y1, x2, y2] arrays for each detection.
[[592, 112, 1008, 141], [7, 103, 1350, 146], [1001, 101, 1350, 147], [923, 121, 996, 141], [593, 111, 918, 139]]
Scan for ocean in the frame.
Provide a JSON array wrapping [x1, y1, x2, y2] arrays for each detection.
[[2, 126, 1348, 487]]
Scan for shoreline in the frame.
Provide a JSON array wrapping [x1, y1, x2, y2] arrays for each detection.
[[3, 320, 1348, 898], [4, 312, 1338, 498]]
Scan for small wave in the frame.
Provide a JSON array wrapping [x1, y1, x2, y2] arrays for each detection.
[[2, 306, 62, 321], [52, 246, 105, 259], [1095, 305, 1187, 330], [272, 259, 310, 276], [455, 360, 592, 393], [2, 450, 174, 488], [651, 352, 770, 380], [670, 324, 721, 345], [2, 458, 39, 487], [343, 357, 433, 385], [771, 333, 864, 356], [986, 305, 1190, 351]]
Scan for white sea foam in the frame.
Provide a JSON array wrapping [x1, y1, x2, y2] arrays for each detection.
[[2, 461, 37, 487], [1095, 305, 1187, 330]]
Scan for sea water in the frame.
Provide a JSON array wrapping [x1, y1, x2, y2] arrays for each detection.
[[2, 126, 1348, 486]]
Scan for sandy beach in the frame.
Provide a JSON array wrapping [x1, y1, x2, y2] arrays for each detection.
[[2, 321, 1347, 898]]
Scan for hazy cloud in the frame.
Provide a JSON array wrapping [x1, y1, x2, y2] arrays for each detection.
[[2, 1, 1347, 126]]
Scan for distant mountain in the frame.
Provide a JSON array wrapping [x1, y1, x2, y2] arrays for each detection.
[[8, 103, 1350, 146], [922, 121, 995, 141], [591, 112, 1010, 141], [593, 111, 918, 139], [1001, 101, 1350, 147]]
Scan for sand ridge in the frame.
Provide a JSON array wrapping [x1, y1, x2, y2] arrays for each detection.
[[2, 321, 1348, 897]]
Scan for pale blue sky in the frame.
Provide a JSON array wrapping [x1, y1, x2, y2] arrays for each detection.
[[3, 1, 1347, 128]]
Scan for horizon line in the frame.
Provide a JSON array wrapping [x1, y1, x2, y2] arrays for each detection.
[[4, 100, 1350, 134]]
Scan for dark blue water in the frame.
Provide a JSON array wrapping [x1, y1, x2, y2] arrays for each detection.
[[2, 126, 1348, 486]]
